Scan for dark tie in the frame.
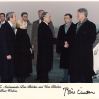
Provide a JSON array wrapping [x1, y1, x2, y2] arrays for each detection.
[[76, 23, 82, 33]]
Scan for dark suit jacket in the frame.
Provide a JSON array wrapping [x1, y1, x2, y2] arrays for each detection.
[[69, 20, 96, 77], [37, 22, 64, 72], [56, 22, 76, 69], [0, 21, 15, 78], [31, 20, 55, 65]]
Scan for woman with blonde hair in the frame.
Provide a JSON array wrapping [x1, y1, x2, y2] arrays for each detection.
[[15, 20, 32, 83]]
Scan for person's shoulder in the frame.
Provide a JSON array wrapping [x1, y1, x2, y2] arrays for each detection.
[[2, 21, 8, 28], [38, 22, 48, 29], [3, 20, 8, 25], [88, 20, 95, 25], [60, 24, 65, 27], [27, 20, 32, 25], [71, 22, 76, 28], [49, 21, 53, 24], [33, 20, 39, 24], [86, 20, 96, 27], [71, 22, 75, 25]]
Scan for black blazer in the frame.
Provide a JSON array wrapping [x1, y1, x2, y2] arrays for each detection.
[[0, 21, 15, 57], [69, 20, 96, 76], [37, 22, 64, 72], [56, 22, 76, 69], [0, 21, 15, 76], [56, 22, 75, 54]]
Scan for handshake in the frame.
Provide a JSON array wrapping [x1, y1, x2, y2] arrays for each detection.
[[64, 41, 69, 48]]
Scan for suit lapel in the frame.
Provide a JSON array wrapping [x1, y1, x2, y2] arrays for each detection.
[[7, 21, 15, 34], [76, 22, 85, 34], [36, 20, 39, 27], [65, 23, 73, 35]]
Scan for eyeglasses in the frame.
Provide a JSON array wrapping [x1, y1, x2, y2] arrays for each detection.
[[23, 16, 28, 17]]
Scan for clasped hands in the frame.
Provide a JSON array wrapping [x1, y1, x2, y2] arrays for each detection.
[[6, 55, 12, 60], [64, 41, 69, 48]]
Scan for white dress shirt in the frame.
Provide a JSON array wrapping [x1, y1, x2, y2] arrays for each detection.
[[8, 21, 13, 27], [0, 20, 5, 28], [39, 20, 41, 24], [43, 21, 48, 25]]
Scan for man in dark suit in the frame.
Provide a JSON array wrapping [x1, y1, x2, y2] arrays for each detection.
[[56, 13, 75, 83], [31, 10, 55, 80], [0, 13, 6, 75], [0, 13, 5, 28], [0, 12, 16, 83], [37, 12, 68, 83], [69, 8, 96, 83]]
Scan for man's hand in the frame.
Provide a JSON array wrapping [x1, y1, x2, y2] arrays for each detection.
[[64, 41, 69, 48], [30, 48, 32, 53], [6, 55, 12, 60]]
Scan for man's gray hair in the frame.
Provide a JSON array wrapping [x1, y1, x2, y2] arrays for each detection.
[[77, 8, 88, 17], [6, 12, 14, 21], [41, 12, 48, 20]]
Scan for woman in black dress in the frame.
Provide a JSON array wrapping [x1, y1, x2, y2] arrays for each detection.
[[15, 21, 32, 83]]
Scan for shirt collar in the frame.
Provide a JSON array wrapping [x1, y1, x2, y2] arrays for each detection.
[[79, 18, 88, 24], [1, 20, 5, 24], [39, 20, 41, 24], [65, 22, 71, 26], [8, 21, 13, 27], [43, 21, 48, 25]]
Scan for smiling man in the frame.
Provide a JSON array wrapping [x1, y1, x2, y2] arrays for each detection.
[[69, 8, 96, 83]]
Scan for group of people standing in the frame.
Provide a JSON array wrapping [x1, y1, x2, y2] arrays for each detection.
[[0, 7, 96, 83], [56, 9, 96, 83], [0, 12, 32, 83]]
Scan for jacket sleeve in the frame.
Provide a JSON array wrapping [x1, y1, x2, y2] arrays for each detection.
[[45, 26, 65, 47]]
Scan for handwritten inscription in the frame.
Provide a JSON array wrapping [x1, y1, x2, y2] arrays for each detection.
[[63, 87, 95, 96], [0, 84, 96, 95]]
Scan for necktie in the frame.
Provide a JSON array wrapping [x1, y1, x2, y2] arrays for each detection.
[[12, 26, 14, 32], [76, 23, 82, 33]]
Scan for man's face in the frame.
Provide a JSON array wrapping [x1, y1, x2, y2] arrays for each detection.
[[64, 15, 72, 24], [44, 13, 51, 23], [22, 14, 28, 21], [11, 13, 17, 24], [38, 11, 44, 19], [76, 12, 84, 21], [0, 14, 5, 22]]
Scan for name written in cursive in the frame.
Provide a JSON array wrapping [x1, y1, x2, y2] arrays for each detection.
[[63, 87, 95, 96]]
